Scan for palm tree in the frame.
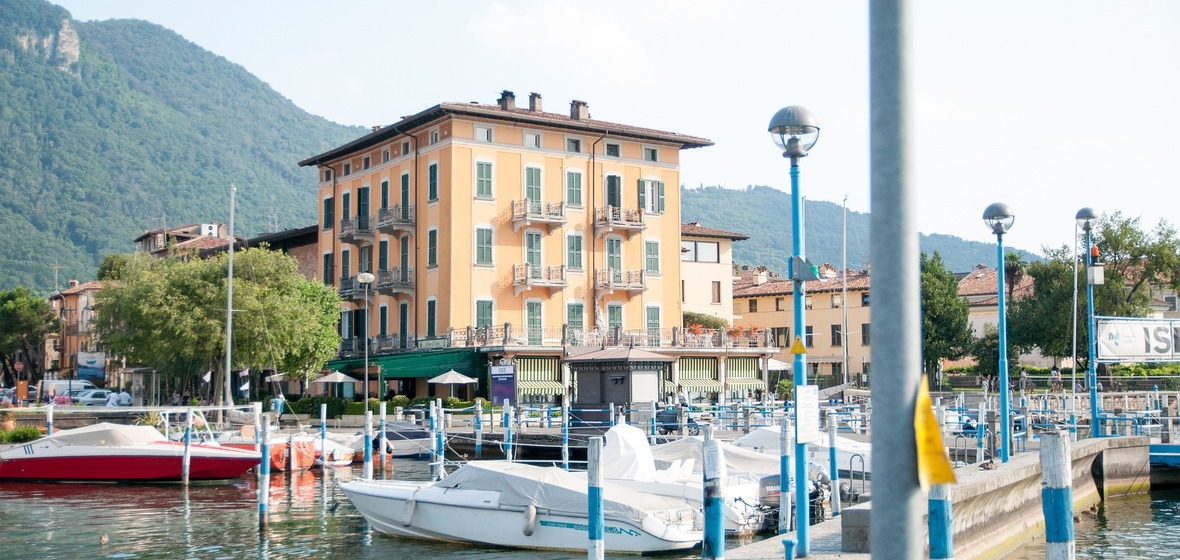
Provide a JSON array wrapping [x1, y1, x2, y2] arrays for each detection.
[[1004, 250, 1028, 298]]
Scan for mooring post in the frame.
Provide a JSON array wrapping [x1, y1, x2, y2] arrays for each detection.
[[588, 436, 605, 560], [379, 402, 388, 478], [46, 403, 54, 435], [436, 398, 446, 476], [363, 410, 373, 481], [702, 425, 726, 560], [474, 399, 483, 458], [252, 402, 262, 453], [650, 400, 658, 441], [1040, 429, 1075, 559], [428, 401, 437, 479], [928, 484, 953, 559], [259, 416, 270, 529], [782, 539, 797, 560], [828, 410, 842, 517], [779, 415, 793, 534], [562, 400, 570, 470], [319, 403, 327, 469], [182, 408, 193, 486], [505, 401, 514, 463]]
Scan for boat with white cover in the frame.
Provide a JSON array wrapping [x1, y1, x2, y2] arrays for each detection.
[[0, 422, 260, 482], [340, 460, 701, 553], [731, 425, 872, 479]]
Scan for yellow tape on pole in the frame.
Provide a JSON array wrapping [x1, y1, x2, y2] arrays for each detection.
[[915, 374, 956, 491]]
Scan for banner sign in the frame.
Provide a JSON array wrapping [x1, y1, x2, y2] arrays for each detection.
[[76, 352, 107, 384], [1096, 317, 1180, 363], [489, 365, 516, 406]]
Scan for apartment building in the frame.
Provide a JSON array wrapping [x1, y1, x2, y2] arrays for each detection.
[[680, 222, 748, 325], [300, 91, 780, 402], [47, 279, 104, 384]]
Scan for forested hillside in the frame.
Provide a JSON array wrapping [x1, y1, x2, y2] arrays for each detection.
[[0, 0, 365, 292], [682, 185, 1034, 274]]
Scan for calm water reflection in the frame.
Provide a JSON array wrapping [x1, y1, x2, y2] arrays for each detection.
[[0, 459, 709, 560], [1005, 488, 1180, 559]]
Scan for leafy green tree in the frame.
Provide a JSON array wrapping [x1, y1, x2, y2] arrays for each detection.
[[1091, 211, 1180, 317], [92, 248, 341, 405], [970, 324, 1021, 383], [0, 286, 60, 386], [920, 252, 973, 376], [682, 311, 728, 330], [1004, 249, 1028, 297], [96, 253, 133, 281], [1008, 246, 1079, 364]]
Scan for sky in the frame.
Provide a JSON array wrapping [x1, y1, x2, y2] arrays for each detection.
[[52, 0, 1180, 254]]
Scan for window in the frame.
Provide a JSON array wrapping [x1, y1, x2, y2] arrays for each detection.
[[323, 168, 333, 182], [681, 241, 719, 263], [358, 245, 372, 273], [773, 327, 790, 347], [748, 299, 758, 313], [429, 129, 439, 145], [566, 171, 582, 206], [523, 132, 540, 148], [643, 147, 658, 162], [362, 156, 370, 170], [861, 323, 871, 346], [567, 233, 583, 271], [379, 305, 388, 337], [382, 149, 390, 163], [380, 180, 389, 209], [605, 143, 620, 157], [476, 300, 493, 328], [638, 179, 665, 213], [567, 302, 584, 331], [399, 302, 409, 346], [343, 163, 352, 176], [475, 227, 493, 265], [340, 249, 351, 279], [426, 298, 437, 337], [525, 167, 542, 202], [427, 228, 438, 268], [321, 253, 334, 285], [861, 292, 871, 307], [606, 236, 622, 278], [378, 239, 389, 271], [341, 192, 351, 221], [605, 175, 622, 208], [644, 241, 660, 274], [525, 232, 542, 278], [832, 294, 843, 308], [712, 281, 721, 304], [804, 326, 814, 347], [400, 173, 410, 216], [831, 324, 843, 347], [832, 362, 843, 378], [401, 141, 410, 155], [474, 126, 492, 142], [646, 306, 661, 345], [776, 297, 785, 311], [566, 137, 582, 153], [322, 197, 334, 230], [607, 303, 623, 331], [526, 301, 542, 345], [805, 295, 813, 310], [428, 163, 438, 201], [475, 161, 493, 199]]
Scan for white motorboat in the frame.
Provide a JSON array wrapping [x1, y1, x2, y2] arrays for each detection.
[[597, 424, 769, 535], [732, 425, 872, 480], [340, 460, 701, 553]]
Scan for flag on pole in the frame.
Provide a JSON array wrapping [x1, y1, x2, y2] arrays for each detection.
[[238, 368, 250, 377], [239, 380, 250, 392], [201, 371, 212, 383]]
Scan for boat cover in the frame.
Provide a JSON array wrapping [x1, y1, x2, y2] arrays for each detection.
[[433, 461, 692, 523], [603, 424, 658, 481], [649, 434, 780, 477], [731, 426, 871, 458], [37, 423, 169, 447]]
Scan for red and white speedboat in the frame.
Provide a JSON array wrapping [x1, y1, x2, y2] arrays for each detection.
[[0, 423, 260, 482]]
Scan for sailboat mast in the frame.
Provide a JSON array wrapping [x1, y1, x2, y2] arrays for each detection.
[[841, 195, 849, 386], [224, 185, 236, 406]]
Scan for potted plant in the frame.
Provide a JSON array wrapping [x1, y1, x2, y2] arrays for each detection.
[[687, 323, 705, 336], [1, 410, 15, 432]]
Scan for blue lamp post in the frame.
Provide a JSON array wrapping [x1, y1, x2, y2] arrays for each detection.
[[983, 203, 1015, 463], [769, 105, 819, 555], [1076, 207, 1099, 436]]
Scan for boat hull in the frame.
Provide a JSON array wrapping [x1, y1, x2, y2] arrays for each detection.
[[223, 438, 316, 471], [0, 445, 259, 481]]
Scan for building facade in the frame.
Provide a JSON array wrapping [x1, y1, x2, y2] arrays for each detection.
[[680, 222, 748, 326], [300, 91, 775, 403]]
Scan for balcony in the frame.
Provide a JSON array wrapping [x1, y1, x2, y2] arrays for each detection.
[[338, 274, 375, 301], [374, 334, 414, 353], [594, 206, 645, 238], [595, 268, 646, 295], [513, 264, 566, 296], [338, 336, 368, 357], [376, 267, 414, 297], [511, 199, 566, 233], [377, 205, 415, 235], [338, 215, 375, 244]]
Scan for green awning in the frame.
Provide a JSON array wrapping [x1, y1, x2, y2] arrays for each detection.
[[328, 348, 486, 381], [727, 378, 766, 391], [518, 380, 566, 395]]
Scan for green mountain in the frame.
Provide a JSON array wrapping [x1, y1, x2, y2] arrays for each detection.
[[0, 0, 365, 292], [683, 185, 1035, 274]]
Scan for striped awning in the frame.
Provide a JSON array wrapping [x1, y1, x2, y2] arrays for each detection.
[[679, 378, 723, 391], [518, 380, 566, 395], [727, 378, 767, 391]]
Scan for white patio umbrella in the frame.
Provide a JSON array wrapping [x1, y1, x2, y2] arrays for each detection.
[[427, 369, 477, 397], [314, 370, 360, 384]]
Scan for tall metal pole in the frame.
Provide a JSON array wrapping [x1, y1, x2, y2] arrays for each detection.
[[1086, 229, 1099, 435], [1069, 224, 1079, 439], [841, 195, 849, 386], [224, 185, 235, 407], [996, 233, 1011, 462], [869, 0, 922, 557], [788, 154, 809, 554], [364, 282, 370, 402]]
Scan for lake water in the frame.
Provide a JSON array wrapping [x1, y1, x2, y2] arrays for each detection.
[[1004, 487, 1180, 559]]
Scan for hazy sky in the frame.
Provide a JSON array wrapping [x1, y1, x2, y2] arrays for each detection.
[[52, 1, 1180, 253]]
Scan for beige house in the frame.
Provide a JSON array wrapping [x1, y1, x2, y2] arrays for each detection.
[[680, 222, 748, 325]]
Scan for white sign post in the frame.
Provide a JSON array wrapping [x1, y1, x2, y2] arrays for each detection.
[[796, 385, 822, 444]]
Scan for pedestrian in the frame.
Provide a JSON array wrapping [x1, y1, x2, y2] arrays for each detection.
[[105, 390, 120, 407], [1051, 367, 1062, 391], [677, 384, 690, 407], [41, 388, 54, 405], [118, 387, 131, 406], [171, 391, 181, 406]]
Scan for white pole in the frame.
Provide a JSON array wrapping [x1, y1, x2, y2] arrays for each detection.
[[1040, 429, 1075, 559], [778, 415, 792, 534], [587, 436, 605, 560], [224, 185, 236, 408], [182, 408, 193, 486], [363, 410, 373, 481]]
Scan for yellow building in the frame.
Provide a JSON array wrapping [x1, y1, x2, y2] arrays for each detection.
[[301, 91, 768, 401], [733, 266, 872, 385]]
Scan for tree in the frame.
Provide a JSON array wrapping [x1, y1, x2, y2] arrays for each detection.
[[1008, 246, 1079, 364], [96, 253, 133, 281], [92, 248, 341, 404], [682, 311, 728, 330], [970, 324, 1020, 382], [1004, 249, 1028, 297], [920, 252, 973, 376], [1092, 211, 1180, 317], [0, 286, 60, 387]]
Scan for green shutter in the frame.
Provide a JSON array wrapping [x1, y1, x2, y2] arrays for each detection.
[[637, 179, 646, 210], [657, 181, 665, 213]]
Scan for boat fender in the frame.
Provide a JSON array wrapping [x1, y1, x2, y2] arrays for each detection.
[[522, 504, 538, 536], [401, 498, 416, 527]]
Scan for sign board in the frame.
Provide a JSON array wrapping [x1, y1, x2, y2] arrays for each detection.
[[489, 365, 516, 406], [77, 352, 106, 384], [795, 385, 821, 443], [417, 338, 449, 350], [790, 336, 806, 355], [703, 439, 727, 481], [1096, 317, 1180, 363]]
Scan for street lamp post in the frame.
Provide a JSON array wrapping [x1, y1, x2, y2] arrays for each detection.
[[1076, 207, 1099, 436], [357, 272, 376, 402], [769, 105, 819, 555], [983, 202, 1015, 463]]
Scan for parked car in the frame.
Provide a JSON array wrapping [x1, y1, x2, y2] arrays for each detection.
[[66, 389, 114, 406]]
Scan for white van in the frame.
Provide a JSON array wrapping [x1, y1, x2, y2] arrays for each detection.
[[35, 379, 98, 399]]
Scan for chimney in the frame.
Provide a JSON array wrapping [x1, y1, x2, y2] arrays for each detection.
[[497, 90, 516, 111], [529, 92, 543, 112], [570, 99, 588, 120], [68, 279, 79, 288], [754, 271, 768, 285]]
